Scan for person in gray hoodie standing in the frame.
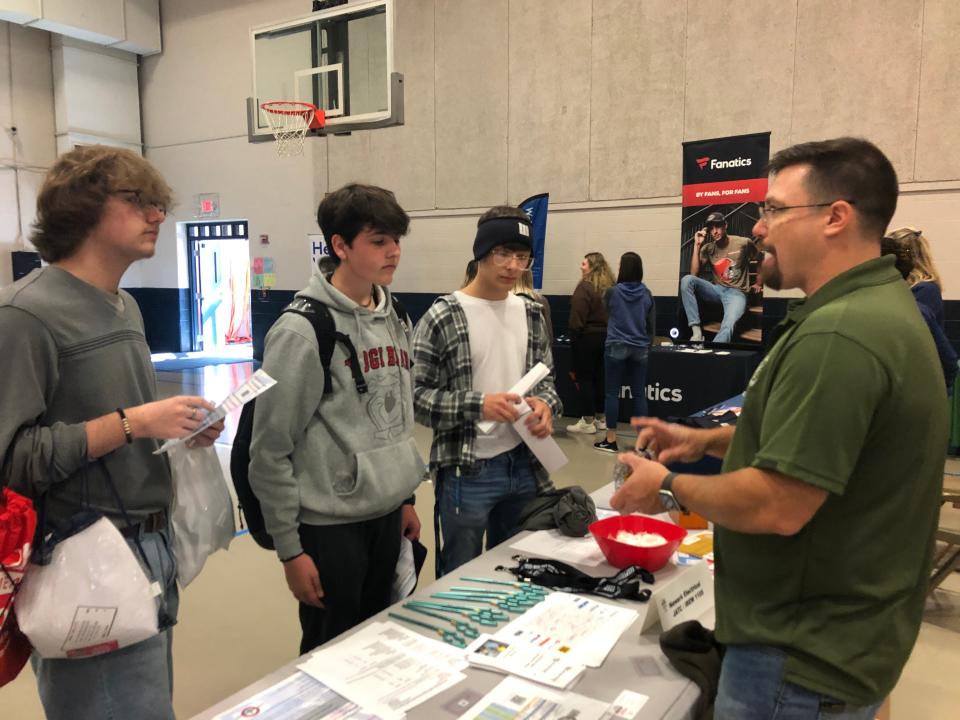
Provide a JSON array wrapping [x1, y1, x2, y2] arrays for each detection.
[[249, 184, 423, 654]]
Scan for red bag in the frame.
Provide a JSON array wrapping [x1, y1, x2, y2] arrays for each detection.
[[0, 488, 37, 686]]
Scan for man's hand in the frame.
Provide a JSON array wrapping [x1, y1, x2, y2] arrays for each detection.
[[632, 416, 709, 464], [401, 504, 421, 541], [283, 553, 324, 608], [126, 395, 216, 439], [482, 393, 522, 423], [187, 419, 226, 448], [524, 397, 553, 438], [694, 229, 706, 247], [609, 453, 670, 515], [750, 283, 763, 294]]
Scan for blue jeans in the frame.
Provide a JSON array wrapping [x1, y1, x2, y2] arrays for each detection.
[[603, 342, 649, 430], [680, 274, 747, 343], [32, 528, 180, 720], [437, 445, 537, 576], [715, 645, 882, 720]]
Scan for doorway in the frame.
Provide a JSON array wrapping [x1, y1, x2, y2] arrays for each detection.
[[185, 220, 252, 354]]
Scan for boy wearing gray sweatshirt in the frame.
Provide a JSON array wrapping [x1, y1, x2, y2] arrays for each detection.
[[249, 184, 423, 653]]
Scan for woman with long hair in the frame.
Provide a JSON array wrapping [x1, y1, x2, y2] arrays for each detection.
[[566, 252, 615, 434], [883, 227, 956, 391], [594, 252, 655, 452], [513, 269, 553, 343]]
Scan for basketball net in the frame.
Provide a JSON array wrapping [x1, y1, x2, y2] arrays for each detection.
[[261, 101, 326, 158]]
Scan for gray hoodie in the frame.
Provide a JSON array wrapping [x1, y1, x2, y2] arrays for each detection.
[[249, 268, 425, 560]]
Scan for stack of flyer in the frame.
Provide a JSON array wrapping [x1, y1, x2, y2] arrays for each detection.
[[464, 634, 585, 689]]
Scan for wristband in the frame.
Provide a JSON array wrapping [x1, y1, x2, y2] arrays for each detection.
[[281, 551, 305, 563], [116, 408, 133, 444]]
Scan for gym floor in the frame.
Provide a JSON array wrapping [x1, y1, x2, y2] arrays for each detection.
[[5, 361, 959, 719]]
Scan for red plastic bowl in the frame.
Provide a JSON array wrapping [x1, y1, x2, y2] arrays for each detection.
[[589, 515, 687, 572]]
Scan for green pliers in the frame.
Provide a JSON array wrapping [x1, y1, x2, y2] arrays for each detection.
[[387, 612, 467, 648], [403, 603, 479, 638]]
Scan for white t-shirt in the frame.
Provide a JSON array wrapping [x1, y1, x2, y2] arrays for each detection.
[[454, 291, 528, 459]]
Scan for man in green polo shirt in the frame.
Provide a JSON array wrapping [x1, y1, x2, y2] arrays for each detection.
[[610, 137, 946, 719]]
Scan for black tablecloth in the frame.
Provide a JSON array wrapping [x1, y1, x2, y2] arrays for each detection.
[[553, 343, 760, 421]]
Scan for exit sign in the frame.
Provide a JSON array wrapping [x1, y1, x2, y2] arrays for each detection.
[[196, 193, 220, 218]]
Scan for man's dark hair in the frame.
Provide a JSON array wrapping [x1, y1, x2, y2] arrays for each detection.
[[317, 183, 409, 264], [32, 145, 173, 262], [766, 137, 898, 238], [617, 252, 644, 283], [477, 205, 529, 226]]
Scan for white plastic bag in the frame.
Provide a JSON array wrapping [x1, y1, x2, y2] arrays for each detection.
[[168, 443, 235, 587], [391, 537, 417, 603], [16, 517, 159, 658]]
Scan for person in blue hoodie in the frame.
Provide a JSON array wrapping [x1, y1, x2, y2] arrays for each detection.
[[594, 252, 655, 453], [249, 184, 424, 654]]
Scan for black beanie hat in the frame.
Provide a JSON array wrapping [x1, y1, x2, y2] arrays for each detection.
[[473, 216, 534, 261]]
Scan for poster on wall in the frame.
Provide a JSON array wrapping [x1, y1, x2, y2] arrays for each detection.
[[518, 193, 549, 290], [677, 132, 769, 346], [308, 233, 330, 268]]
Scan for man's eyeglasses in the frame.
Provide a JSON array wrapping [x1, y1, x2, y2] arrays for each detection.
[[491, 249, 534, 269], [115, 189, 168, 216], [756, 199, 855, 222]]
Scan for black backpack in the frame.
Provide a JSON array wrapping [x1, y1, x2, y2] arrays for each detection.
[[230, 294, 409, 550]]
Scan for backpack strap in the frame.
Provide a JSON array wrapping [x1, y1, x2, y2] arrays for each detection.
[[282, 298, 367, 396], [390, 293, 411, 333]]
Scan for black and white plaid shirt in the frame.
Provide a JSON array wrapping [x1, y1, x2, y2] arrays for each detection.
[[411, 293, 562, 492]]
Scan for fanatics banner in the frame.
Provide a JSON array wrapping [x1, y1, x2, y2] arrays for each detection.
[[518, 193, 549, 290], [677, 132, 770, 346]]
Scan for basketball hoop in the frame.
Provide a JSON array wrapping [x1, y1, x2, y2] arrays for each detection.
[[260, 101, 326, 157]]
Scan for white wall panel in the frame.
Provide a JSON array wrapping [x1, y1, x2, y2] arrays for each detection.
[[0, 169, 18, 285], [915, 0, 960, 182], [10, 24, 54, 166], [434, 0, 508, 209], [32, 0, 124, 45], [507, 0, 591, 204], [590, 0, 685, 200], [113, 0, 160, 55], [141, 1, 304, 148], [684, 0, 797, 153], [0, 0, 39, 24], [0, 22, 12, 160], [52, 39, 140, 145], [791, 0, 924, 179]]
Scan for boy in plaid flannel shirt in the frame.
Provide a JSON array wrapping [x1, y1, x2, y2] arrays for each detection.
[[412, 206, 561, 575]]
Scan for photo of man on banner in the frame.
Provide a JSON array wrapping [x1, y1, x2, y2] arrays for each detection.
[[677, 132, 770, 346]]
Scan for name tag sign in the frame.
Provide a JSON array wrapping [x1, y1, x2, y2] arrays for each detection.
[[654, 561, 713, 631]]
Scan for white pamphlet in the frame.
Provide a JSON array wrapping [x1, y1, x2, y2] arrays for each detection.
[[476, 362, 550, 434], [456, 676, 609, 720], [510, 528, 607, 567], [155, 369, 277, 454], [510, 399, 569, 473], [599, 689, 650, 720], [464, 633, 585, 689], [297, 621, 467, 719], [492, 591, 639, 668], [212, 671, 385, 720]]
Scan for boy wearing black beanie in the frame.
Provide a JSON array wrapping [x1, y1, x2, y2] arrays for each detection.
[[411, 206, 561, 576]]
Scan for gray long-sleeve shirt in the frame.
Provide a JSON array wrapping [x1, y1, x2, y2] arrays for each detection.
[[0, 267, 170, 529]]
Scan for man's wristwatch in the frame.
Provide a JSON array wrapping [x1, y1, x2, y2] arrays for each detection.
[[658, 472, 687, 513]]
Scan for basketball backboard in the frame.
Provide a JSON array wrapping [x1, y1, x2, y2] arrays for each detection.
[[247, 0, 403, 141]]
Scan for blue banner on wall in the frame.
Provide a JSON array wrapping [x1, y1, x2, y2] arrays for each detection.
[[518, 193, 549, 289]]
